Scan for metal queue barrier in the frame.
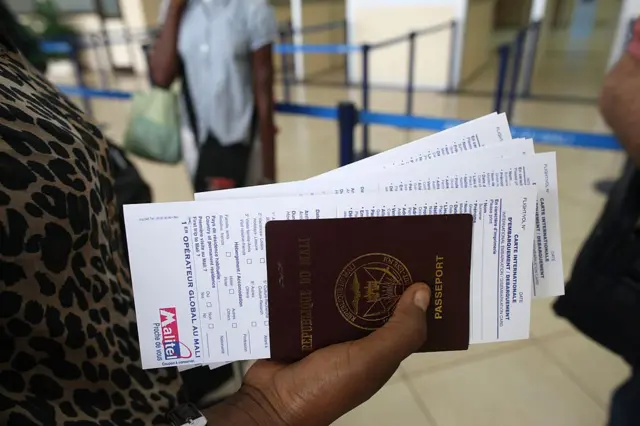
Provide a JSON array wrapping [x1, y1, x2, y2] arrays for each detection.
[[41, 19, 526, 152], [276, 20, 457, 156], [278, 19, 349, 100], [47, 83, 622, 169], [42, 34, 621, 171]]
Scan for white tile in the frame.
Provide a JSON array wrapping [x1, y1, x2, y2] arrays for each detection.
[[332, 380, 432, 426], [540, 332, 631, 409], [409, 346, 606, 426], [530, 297, 573, 338], [402, 340, 531, 377]]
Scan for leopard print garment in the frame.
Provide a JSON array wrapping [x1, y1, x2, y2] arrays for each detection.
[[0, 34, 183, 424]]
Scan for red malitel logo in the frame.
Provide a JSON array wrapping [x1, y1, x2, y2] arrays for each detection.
[[159, 308, 192, 360]]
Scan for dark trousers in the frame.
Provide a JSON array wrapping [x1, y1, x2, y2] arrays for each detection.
[[193, 134, 253, 192], [180, 365, 234, 407], [182, 134, 253, 405], [609, 370, 640, 426]]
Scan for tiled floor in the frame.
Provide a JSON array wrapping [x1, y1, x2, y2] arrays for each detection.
[[51, 34, 631, 425], [462, 26, 619, 101]]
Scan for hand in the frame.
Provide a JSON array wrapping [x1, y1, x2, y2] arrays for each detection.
[[207, 283, 431, 426], [170, 0, 188, 13]]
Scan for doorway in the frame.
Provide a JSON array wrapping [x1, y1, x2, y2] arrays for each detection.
[[529, 0, 623, 99]]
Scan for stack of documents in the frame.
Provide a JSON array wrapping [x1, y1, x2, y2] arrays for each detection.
[[124, 112, 563, 370]]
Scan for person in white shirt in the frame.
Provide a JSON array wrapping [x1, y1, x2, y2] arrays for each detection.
[[149, 0, 278, 192], [148, 0, 279, 405]]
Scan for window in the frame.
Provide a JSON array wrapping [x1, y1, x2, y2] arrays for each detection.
[[5, 0, 37, 14], [98, 0, 121, 18], [5, 0, 120, 18], [53, 0, 96, 13]]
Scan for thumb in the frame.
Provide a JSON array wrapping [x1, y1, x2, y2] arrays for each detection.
[[352, 283, 431, 367]]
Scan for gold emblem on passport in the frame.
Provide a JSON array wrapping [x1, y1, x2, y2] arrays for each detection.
[[335, 253, 413, 330]]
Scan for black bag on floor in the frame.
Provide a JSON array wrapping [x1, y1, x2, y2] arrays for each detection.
[[107, 140, 152, 264], [554, 158, 640, 366]]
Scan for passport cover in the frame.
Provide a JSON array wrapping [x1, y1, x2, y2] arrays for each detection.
[[265, 215, 473, 363]]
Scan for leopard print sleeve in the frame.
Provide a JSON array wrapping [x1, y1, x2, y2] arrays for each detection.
[[0, 33, 183, 425]]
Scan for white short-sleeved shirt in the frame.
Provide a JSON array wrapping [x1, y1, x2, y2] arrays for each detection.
[[159, 0, 278, 146]]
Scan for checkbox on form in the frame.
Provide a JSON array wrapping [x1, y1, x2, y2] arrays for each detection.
[[260, 258, 265, 264], [208, 324, 214, 329], [229, 289, 234, 294], [251, 321, 257, 327], [206, 302, 212, 308], [247, 259, 252, 265], [232, 323, 238, 329], [226, 252, 231, 257]]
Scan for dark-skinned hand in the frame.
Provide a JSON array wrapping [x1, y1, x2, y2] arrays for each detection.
[[205, 283, 431, 426]]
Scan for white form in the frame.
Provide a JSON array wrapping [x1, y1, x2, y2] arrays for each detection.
[[195, 142, 562, 298], [193, 138, 535, 202], [312, 113, 512, 181], [301, 153, 563, 298], [124, 186, 536, 368]]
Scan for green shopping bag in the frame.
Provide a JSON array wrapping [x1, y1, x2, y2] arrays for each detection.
[[124, 86, 181, 164]]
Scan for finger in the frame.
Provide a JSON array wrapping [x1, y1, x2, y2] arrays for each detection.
[[351, 283, 431, 369]]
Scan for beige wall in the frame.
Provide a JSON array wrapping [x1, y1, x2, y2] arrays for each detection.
[[494, 0, 532, 27], [530, 0, 556, 79], [350, 4, 455, 89], [140, 0, 162, 26], [460, 0, 495, 82], [301, 0, 346, 78]]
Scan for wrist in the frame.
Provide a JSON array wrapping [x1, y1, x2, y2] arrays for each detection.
[[170, 0, 187, 14], [627, 38, 640, 59], [202, 386, 287, 426]]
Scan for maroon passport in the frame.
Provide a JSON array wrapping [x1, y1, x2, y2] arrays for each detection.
[[265, 215, 473, 363]]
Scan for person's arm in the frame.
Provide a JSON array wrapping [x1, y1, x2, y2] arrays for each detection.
[[599, 20, 640, 165], [252, 44, 277, 182], [247, 1, 279, 183], [148, 0, 187, 88]]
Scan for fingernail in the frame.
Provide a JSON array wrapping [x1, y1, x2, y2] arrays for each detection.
[[413, 285, 431, 312]]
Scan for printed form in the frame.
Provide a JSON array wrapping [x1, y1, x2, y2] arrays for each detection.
[[125, 186, 536, 369], [194, 139, 535, 202], [195, 145, 562, 298], [303, 152, 563, 298], [313, 112, 512, 181]]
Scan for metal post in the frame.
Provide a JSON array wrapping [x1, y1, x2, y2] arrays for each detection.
[[123, 26, 137, 77], [406, 32, 417, 117], [507, 30, 526, 119], [93, 33, 109, 90], [337, 102, 358, 166], [521, 21, 541, 98], [280, 29, 292, 102], [142, 44, 153, 84], [361, 44, 371, 158], [447, 20, 458, 92], [494, 44, 510, 114], [70, 40, 93, 117], [343, 19, 349, 87], [288, 21, 295, 81]]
